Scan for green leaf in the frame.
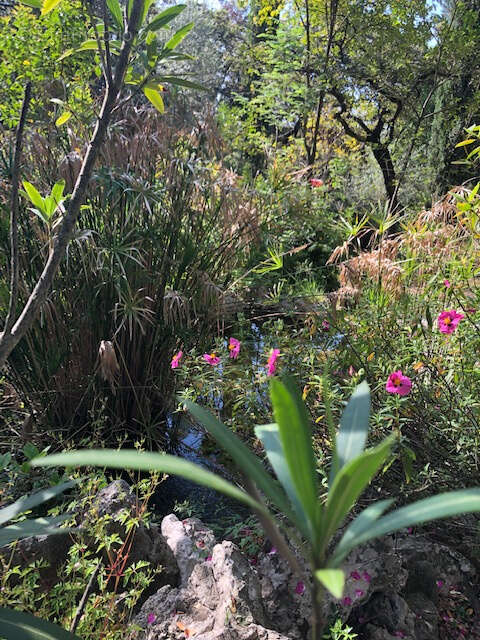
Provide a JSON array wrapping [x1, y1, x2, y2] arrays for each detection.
[[58, 40, 121, 61], [41, 0, 62, 15], [146, 4, 186, 31], [107, 0, 123, 30], [31, 450, 264, 513], [51, 180, 65, 206], [164, 22, 194, 51], [0, 515, 71, 546], [270, 377, 318, 538], [0, 606, 81, 640], [19, 0, 42, 8], [333, 381, 370, 482], [140, 0, 156, 26], [254, 424, 311, 538], [0, 480, 76, 526], [455, 139, 475, 147], [183, 401, 294, 517], [315, 569, 345, 599], [22, 181, 44, 211], [329, 498, 394, 567], [143, 87, 165, 113], [323, 435, 395, 548], [55, 111, 72, 127], [335, 489, 480, 553]]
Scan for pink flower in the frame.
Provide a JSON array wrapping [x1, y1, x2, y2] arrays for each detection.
[[322, 319, 330, 332], [228, 337, 241, 359], [355, 589, 364, 598], [267, 349, 280, 377], [147, 613, 156, 625], [444, 279, 451, 288], [171, 350, 182, 369], [295, 581, 305, 595], [203, 352, 220, 366], [407, 527, 413, 534], [362, 571, 371, 583], [268, 546, 277, 555], [386, 370, 412, 396], [436, 579, 444, 588], [437, 310, 464, 334], [206, 555, 212, 562], [466, 307, 476, 314], [342, 596, 352, 606], [309, 178, 324, 187], [350, 570, 362, 580]]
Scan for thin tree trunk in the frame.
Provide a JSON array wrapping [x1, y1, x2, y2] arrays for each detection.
[[372, 143, 398, 212], [0, 0, 143, 370]]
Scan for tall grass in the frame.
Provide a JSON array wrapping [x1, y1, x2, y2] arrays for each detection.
[[1, 106, 257, 442]]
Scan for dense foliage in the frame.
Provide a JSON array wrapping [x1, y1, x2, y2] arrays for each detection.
[[1, 0, 480, 637]]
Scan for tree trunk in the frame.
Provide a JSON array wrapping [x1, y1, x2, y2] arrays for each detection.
[[371, 143, 398, 212]]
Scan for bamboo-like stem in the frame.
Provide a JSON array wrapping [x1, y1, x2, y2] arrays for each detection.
[[311, 579, 326, 639]]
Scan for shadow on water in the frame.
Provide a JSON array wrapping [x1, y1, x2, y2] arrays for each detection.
[[152, 412, 251, 530]]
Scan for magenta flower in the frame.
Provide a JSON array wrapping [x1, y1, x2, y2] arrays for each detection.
[[436, 579, 444, 588], [386, 370, 412, 396], [437, 309, 464, 334], [147, 613, 156, 625], [203, 352, 220, 366], [268, 546, 277, 555], [309, 178, 323, 187], [362, 571, 371, 583], [342, 596, 352, 606], [355, 589, 364, 598], [171, 350, 182, 369], [466, 307, 476, 314], [444, 279, 451, 288], [322, 319, 330, 332], [228, 337, 241, 359], [267, 348, 280, 377], [295, 581, 305, 595], [350, 570, 362, 580]]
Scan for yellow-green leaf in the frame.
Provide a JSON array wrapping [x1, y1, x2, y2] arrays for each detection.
[[41, 0, 62, 15], [55, 111, 72, 126], [143, 87, 164, 113], [315, 569, 345, 599]]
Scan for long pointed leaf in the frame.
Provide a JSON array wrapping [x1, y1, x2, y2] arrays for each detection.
[[22, 181, 44, 211], [183, 401, 294, 517], [255, 424, 310, 538], [31, 450, 264, 513], [270, 378, 318, 538], [333, 381, 370, 483], [323, 435, 395, 549], [146, 4, 186, 31], [329, 498, 394, 567], [0, 480, 77, 526], [106, 0, 123, 30], [0, 606, 80, 640], [333, 489, 480, 558], [0, 515, 71, 546], [164, 22, 194, 51]]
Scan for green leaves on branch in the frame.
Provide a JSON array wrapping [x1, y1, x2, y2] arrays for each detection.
[[21, 179, 67, 228]]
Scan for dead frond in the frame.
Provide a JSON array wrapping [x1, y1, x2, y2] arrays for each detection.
[[98, 340, 120, 394]]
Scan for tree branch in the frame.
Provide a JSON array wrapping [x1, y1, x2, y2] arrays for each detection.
[[0, 0, 144, 369], [4, 82, 31, 335]]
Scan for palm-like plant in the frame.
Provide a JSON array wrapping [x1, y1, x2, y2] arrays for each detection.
[[31, 379, 480, 637]]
